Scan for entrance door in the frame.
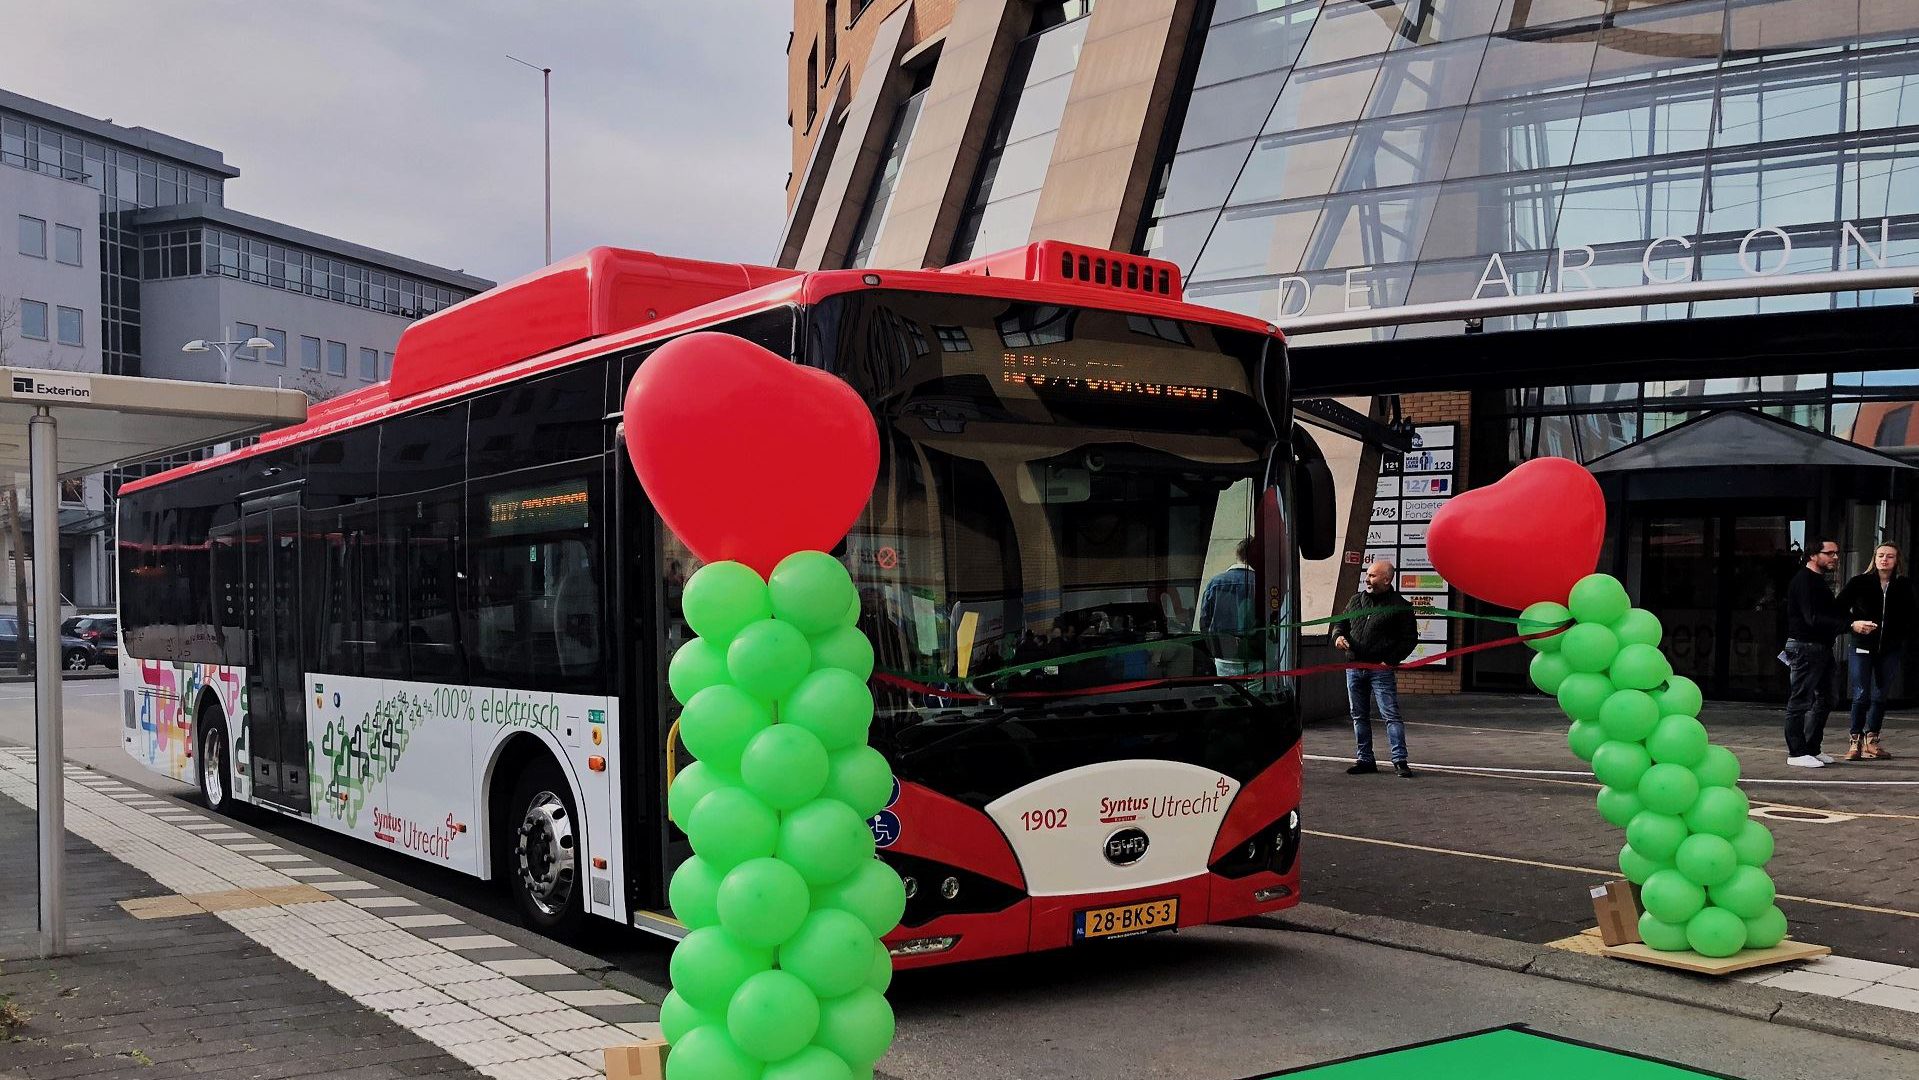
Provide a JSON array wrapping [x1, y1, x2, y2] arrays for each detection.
[[1631, 508, 1802, 701], [241, 502, 309, 809]]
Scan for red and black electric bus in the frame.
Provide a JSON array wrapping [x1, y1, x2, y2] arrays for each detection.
[[117, 241, 1332, 967]]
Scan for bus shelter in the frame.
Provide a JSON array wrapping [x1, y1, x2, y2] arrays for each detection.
[[0, 368, 305, 958]]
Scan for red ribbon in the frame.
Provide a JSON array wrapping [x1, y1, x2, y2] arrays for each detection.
[[871, 624, 1567, 703]]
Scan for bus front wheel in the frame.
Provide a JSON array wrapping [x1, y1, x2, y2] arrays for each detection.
[[504, 760, 585, 938], [197, 706, 234, 814]]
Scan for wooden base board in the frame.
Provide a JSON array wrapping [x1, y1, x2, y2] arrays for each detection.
[[1602, 938, 1830, 975]]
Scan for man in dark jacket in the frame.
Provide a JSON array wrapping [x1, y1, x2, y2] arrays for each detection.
[[1835, 542, 1909, 761], [1335, 559, 1419, 777], [1784, 537, 1878, 768]]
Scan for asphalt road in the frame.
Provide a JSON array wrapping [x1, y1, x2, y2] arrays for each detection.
[[6, 681, 1917, 1079]]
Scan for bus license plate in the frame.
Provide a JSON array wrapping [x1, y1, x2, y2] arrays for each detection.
[[1075, 898, 1178, 942]]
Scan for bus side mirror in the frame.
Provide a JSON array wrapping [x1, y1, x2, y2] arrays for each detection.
[[1292, 424, 1337, 561]]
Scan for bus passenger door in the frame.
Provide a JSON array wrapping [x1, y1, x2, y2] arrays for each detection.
[[242, 502, 308, 811]]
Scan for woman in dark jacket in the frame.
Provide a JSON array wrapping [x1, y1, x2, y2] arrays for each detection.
[[1835, 543, 1912, 760]]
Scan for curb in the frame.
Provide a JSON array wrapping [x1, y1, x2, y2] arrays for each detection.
[[0, 669, 116, 684], [1257, 903, 1919, 1054]]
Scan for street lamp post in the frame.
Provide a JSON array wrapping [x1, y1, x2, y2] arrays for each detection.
[[507, 54, 552, 265], [182, 334, 276, 386]]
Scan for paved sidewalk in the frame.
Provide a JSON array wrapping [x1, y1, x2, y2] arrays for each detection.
[[0, 747, 655, 1079]]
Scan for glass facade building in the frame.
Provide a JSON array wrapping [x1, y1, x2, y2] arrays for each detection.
[[1144, 0, 1919, 339]]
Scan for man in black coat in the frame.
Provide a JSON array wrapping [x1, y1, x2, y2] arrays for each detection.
[[1785, 537, 1879, 768], [1335, 559, 1420, 777]]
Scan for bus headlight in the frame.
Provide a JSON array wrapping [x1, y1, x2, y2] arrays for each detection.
[[939, 876, 960, 900], [901, 875, 919, 900]]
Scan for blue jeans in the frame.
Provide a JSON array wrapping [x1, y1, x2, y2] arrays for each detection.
[[1849, 649, 1900, 736], [1348, 668, 1407, 765]]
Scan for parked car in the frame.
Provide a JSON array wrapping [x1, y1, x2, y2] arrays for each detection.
[[0, 614, 97, 671], [62, 614, 118, 666]]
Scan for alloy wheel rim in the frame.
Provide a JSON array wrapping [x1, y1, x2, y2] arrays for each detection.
[[516, 790, 576, 917]]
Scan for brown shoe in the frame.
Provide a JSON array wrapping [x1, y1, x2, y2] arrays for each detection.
[[1865, 734, 1893, 760], [1845, 734, 1865, 761]]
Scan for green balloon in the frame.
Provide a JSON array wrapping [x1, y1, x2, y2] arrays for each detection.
[[1519, 601, 1573, 652], [1709, 865, 1776, 919], [684, 562, 773, 644], [729, 619, 815, 701], [1567, 720, 1608, 762], [727, 969, 821, 1062], [670, 638, 731, 706], [1619, 843, 1668, 885], [779, 907, 877, 999], [814, 858, 907, 937], [681, 685, 773, 774], [1611, 608, 1663, 648], [1609, 644, 1673, 692], [784, 669, 875, 752], [867, 937, 894, 994], [812, 988, 895, 1070], [1730, 819, 1775, 867], [668, 760, 733, 825], [1646, 715, 1708, 768], [841, 593, 862, 628], [778, 799, 875, 885], [660, 990, 721, 1047], [1692, 745, 1741, 789], [1568, 573, 1631, 626], [764, 1046, 855, 1080], [1743, 905, 1788, 949], [1560, 622, 1620, 674], [1651, 675, 1703, 718], [1684, 785, 1750, 839], [1641, 868, 1707, 924], [1638, 912, 1692, 952], [741, 724, 830, 811], [1596, 785, 1644, 828], [1626, 811, 1689, 863], [1637, 762, 1700, 816], [823, 746, 895, 820], [1598, 689, 1660, 742], [669, 855, 724, 930], [1557, 672, 1614, 723], [1530, 651, 1573, 695], [1591, 740, 1652, 790], [667, 1023, 762, 1080], [770, 552, 859, 637], [811, 625, 876, 680], [1686, 906, 1748, 958], [1675, 833, 1739, 887], [669, 927, 774, 1012], [687, 786, 780, 870], [718, 857, 812, 949]]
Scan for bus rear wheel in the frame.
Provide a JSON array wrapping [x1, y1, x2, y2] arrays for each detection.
[[197, 706, 234, 815], [504, 760, 585, 938]]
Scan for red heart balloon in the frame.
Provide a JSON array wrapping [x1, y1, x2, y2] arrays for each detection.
[[622, 332, 879, 578], [1426, 457, 1605, 611]]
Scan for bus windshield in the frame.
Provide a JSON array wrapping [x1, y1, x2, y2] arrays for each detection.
[[808, 290, 1288, 785]]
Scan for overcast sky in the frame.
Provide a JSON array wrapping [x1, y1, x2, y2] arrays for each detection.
[[0, 0, 794, 286]]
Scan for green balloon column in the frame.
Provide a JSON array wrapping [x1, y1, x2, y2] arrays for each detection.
[[1523, 574, 1786, 958], [659, 552, 905, 1080]]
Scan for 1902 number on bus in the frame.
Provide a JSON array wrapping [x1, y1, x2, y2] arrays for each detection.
[[1021, 807, 1068, 830]]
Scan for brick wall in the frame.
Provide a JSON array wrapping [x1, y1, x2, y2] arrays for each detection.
[[1397, 391, 1471, 696]]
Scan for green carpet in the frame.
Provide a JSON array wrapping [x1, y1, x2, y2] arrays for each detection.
[[1257, 1028, 1733, 1079]]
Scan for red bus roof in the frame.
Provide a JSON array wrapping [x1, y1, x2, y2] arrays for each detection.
[[120, 243, 1280, 495]]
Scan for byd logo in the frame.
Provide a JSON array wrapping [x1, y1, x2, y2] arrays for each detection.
[[1103, 827, 1149, 866]]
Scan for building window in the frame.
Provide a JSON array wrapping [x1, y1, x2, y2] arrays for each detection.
[[806, 43, 819, 129], [60, 477, 83, 505], [54, 224, 81, 266], [301, 335, 322, 371], [232, 321, 258, 361], [326, 340, 347, 377], [825, 0, 838, 80], [848, 65, 936, 268], [263, 327, 287, 366], [383, 351, 394, 379], [56, 305, 82, 346], [20, 300, 47, 340], [359, 347, 379, 382], [18, 215, 45, 258]]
